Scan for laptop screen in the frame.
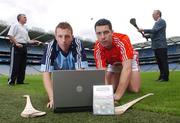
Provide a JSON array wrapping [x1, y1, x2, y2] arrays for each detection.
[[53, 69, 105, 112]]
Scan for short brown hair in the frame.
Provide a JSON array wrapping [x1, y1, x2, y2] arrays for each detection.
[[55, 22, 73, 34], [94, 18, 112, 31], [17, 14, 25, 21], [156, 10, 162, 17]]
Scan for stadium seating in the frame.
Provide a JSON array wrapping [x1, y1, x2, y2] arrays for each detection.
[[0, 38, 10, 52], [0, 36, 180, 74]]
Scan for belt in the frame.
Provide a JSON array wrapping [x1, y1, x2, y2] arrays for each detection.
[[13, 43, 27, 47], [19, 43, 27, 46]]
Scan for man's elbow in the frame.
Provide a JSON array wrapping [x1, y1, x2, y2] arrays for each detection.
[[7, 35, 13, 42]]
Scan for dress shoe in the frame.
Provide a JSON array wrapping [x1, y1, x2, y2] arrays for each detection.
[[17, 82, 29, 84], [155, 78, 162, 81], [8, 82, 15, 86], [17, 83, 24, 84], [17, 82, 24, 84], [155, 76, 163, 81], [159, 79, 169, 82]]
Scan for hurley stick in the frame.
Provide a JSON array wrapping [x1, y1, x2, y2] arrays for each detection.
[[115, 93, 154, 115], [21, 95, 46, 118], [130, 18, 149, 41]]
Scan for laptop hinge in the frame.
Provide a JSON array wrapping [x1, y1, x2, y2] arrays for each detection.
[[54, 106, 92, 113]]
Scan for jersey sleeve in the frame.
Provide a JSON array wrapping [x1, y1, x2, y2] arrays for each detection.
[[119, 35, 133, 62], [40, 40, 55, 72], [7, 24, 17, 37], [74, 38, 88, 69]]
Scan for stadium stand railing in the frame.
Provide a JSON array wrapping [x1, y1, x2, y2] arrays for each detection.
[[0, 38, 96, 66], [1, 21, 180, 71], [1, 38, 180, 68]]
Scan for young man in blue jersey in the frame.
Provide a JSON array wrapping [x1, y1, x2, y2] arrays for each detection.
[[40, 22, 88, 108]]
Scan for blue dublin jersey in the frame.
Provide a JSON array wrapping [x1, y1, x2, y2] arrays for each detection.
[[40, 38, 88, 72]]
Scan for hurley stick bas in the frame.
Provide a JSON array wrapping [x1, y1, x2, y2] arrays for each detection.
[[21, 95, 46, 118], [115, 93, 154, 115], [130, 18, 149, 41]]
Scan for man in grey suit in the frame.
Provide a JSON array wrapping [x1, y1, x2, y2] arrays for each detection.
[[138, 10, 169, 82]]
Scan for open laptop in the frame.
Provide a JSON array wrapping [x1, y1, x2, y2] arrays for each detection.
[[52, 69, 105, 113]]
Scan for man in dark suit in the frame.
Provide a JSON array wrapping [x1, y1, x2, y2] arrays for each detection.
[[138, 10, 169, 82]]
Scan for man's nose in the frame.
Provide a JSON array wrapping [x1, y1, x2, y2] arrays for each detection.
[[61, 37, 66, 43], [100, 33, 105, 39]]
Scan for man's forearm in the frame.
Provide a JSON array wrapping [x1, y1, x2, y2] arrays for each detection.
[[43, 72, 53, 101], [8, 35, 17, 44], [115, 68, 131, 100], [114, 59, 132, 100]]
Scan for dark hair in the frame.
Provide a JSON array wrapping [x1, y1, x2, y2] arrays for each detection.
[[17, 14, 25, 21], [94, 18, 112, 31], [55, 22, 73, 34], [157, 10, 162, 17], [155, 10, 162, 17]]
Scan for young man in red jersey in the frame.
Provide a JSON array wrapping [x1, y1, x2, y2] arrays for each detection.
[[94, 19, 141, 101]]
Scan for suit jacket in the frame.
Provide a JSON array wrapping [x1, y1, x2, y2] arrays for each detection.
[[144, 18, 167, 49]]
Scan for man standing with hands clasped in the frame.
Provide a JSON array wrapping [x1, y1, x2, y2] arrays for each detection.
[[8, 14, 41, 86]]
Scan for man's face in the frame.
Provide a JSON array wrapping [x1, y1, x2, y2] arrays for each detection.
[[19, 15, 27, 24], [55, 28, 73, 52], [95, 25, 113, 48], [152, 10, 159, 21]]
